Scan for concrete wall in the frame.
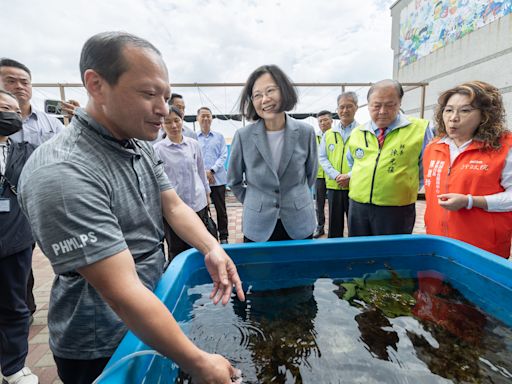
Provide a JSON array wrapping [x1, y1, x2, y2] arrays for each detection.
[[390, 1, 512, 129]]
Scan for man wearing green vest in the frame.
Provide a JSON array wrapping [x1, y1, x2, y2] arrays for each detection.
[[318, 93, 358, 237], [346, 79, 434, 236], [313, 110, 332, 238]]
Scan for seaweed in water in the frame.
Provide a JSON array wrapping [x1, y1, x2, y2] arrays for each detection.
[[336, 269, 416, 318]]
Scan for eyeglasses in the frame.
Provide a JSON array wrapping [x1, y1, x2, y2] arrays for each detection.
[[442, 106, 479, 117], [251, 86, 279, 102]]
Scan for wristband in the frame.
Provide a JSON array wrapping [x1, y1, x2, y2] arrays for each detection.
[[210, 169, 215, 174], [466, 194, 473, 210]]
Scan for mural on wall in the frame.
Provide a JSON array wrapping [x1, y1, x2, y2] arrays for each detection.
[[399, 0, 512, 68]]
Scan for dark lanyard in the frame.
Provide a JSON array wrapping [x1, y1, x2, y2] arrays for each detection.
[[0, 170, 17, 196]]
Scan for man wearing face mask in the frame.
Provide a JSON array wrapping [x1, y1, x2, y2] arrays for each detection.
[[0, 90, 38, 384], [0, 58, 65, 321]]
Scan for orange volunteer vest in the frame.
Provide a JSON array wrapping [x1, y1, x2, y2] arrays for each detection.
[[423, 134, 512, 258]]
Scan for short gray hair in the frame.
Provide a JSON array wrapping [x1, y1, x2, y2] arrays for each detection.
[[337, 91, 358, 106]]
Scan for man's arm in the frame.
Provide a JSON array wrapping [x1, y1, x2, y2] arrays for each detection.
[[77, 250, 241, 383], [318, 134, 340, 180], [20, 161, 243, 383], [161, 188, 244, 304]]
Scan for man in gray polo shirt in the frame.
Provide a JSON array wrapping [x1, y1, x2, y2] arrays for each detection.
[[18, 32, 244, 384]]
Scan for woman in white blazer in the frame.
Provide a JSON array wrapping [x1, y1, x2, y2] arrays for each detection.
[[228, 65, 318, 242]]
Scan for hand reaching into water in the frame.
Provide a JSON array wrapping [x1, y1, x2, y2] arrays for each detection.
[[190, 352, 242, 384], [204, 244, 245, 305]]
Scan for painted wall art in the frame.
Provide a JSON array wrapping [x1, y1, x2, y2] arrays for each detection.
[[399, 0, 512, 67]]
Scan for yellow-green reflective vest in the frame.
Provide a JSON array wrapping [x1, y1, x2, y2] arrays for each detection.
[[324, 129, 352, 190], [348, 117, 428, 206], [316, 135, 325, 179]]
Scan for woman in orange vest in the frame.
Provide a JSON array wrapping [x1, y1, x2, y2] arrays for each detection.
[[423, 81, 512, 258]]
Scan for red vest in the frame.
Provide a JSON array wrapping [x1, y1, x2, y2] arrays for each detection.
[[423, 134, 512, 258]]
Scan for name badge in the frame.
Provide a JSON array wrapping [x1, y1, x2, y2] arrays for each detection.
[[0, 198, 10, 213]]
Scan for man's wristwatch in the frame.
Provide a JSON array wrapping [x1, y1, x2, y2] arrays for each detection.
[[210, 169, 215, 174]]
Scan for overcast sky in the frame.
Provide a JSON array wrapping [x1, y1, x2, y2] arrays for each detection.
[[2, 0, 395, 136]]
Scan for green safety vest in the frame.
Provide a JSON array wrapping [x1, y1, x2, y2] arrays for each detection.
[[324, 129, 352, 190], [316, 135, 325, 179], [348, 117, 428, 206]]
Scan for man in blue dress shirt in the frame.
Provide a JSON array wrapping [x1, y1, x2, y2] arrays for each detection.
[[197, 107, 229, 243]]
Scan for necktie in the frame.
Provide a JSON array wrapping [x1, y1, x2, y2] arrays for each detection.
[[377, 128, 386, 148]]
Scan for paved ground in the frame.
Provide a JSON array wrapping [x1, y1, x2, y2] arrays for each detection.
[[12, 197, 430, 384]]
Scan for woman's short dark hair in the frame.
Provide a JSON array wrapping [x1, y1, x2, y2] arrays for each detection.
[[434, 81, 506, 150], [79, 31, 161, 86], [162, 106, 183, 139], [239, 65, 298, 121]]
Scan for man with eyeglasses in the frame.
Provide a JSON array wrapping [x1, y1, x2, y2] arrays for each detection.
[[318, 92, 359, 238], [346, 79, 434, 236]]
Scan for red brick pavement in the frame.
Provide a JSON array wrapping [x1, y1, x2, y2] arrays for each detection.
[[5, 198, 433, 384]]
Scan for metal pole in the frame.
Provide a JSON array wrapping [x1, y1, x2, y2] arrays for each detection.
[[33, 81, 428, 88], [58, 85, 70, 125], [31, 81, 429, 124], [420, 85, 426, 118]]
